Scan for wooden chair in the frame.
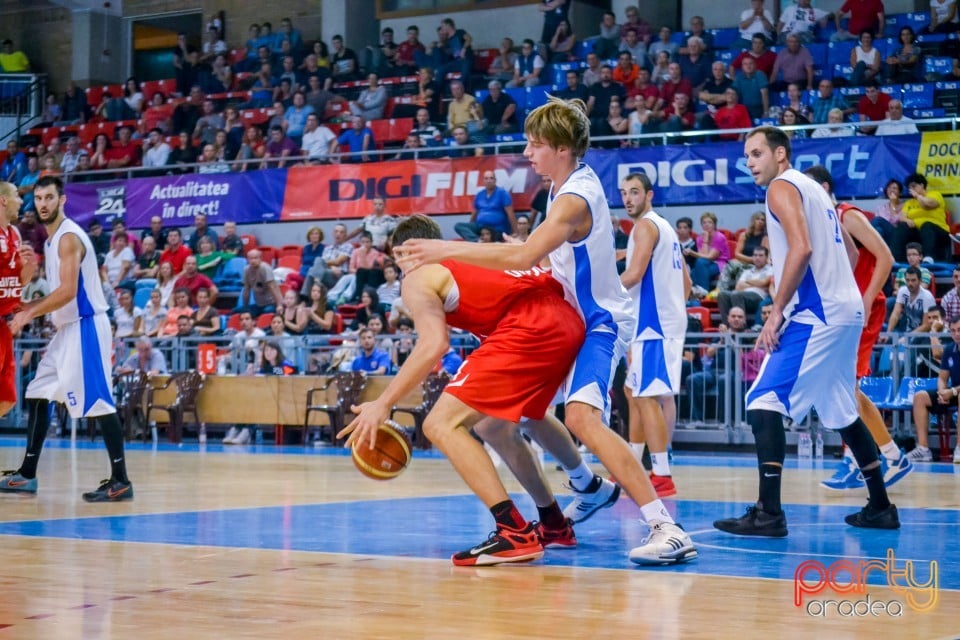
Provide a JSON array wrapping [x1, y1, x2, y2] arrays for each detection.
[[391, 371, 450, 449], [304, 371, 367, 445], [114, 371, 151, 441], [144, 371, 205, 443]]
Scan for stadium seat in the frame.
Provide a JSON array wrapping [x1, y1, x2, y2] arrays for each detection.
[[216, 257, 247, 292], [258, 246, 277, 266], [226, 313, 243, 332], [277, 255, 301, 271], [240, 234, 258, 252], [135, 278, 157, 290], [256, 314, 273, 329], [133, 288, 152, 309], [710, 28, 739, 49], [925, 57, 953, 78], [901, 83, 934, 109], [279, 245, 302, 258], [806, 42, 828, 68], [525, 85, 550, 112], [859, 376, 894, 406], [686, 306, 712, 331], [827, 41, 856, 67], [877, 377, 937, 410]]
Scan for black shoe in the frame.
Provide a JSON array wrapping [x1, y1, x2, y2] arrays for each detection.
[[845, 503, 900, 529], [82, 478, 134, 503], [713, 503, 788, 537]]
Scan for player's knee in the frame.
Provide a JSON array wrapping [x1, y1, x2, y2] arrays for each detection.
[[913, 390, 931, 408], [563, 402, 602, 436]]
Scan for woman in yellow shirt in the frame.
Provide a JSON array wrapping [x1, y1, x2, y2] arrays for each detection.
[[892, 173, 950, 262]]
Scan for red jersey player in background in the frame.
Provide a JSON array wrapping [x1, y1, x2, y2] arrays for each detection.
[[339, 214, 586, 567], [0, 181, 37, 417], [804, 166, 913, 490]]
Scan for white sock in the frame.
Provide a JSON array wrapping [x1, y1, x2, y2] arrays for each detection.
[[563, 460, 595, 492], [630, 442, 646, 462], [879, 440, 900, 461], [651, 452, 670, 477], [640, 499, 675, 525]]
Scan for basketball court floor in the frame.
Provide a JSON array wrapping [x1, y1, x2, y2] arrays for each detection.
[[0, 437, 956, 639]]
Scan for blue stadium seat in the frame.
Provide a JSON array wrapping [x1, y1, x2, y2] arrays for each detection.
[[901, 82, 934, 108], [925, 57, 953, 78], [885, 13, 908, 33], [135, 278, 157, 290], [133, 288, 152, 309], [671, 31, 687, 45], [215, 257, 247, 292], [877, 377, 938, 410], [908, 107, 946, 118], [827, 41, 856, 67], [880, 83, 903, 98], [716, 50, 736, 65], [710, 28, 739, 49], [903, 11, 930, 34], [577, 38, 595, 59], [525, 85, 550, 111], [806, 42, 828, 68], [860, 376, 894, 407]]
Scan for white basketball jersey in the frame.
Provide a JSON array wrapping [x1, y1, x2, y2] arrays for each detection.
[[626, 210, 687, 341], [765, 168, 863, 326], [45, 217, 109, 328], [548, 163, 633, 342]]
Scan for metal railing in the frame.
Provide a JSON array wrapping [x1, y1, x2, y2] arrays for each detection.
[[0, 73, 46, 144]]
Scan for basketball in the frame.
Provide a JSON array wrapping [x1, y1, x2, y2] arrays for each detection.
[[351, 422, 412, 480]]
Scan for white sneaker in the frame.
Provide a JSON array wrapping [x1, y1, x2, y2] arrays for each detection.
[[562, 477, 620, 524], [222, 426, 238, 444], [906, 446, 932, 462], [234, 428, 251, 445], [953, 445, 960, 464], [629, 522, 698, 565]]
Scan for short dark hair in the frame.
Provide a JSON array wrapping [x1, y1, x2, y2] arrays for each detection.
[[904, 266, 922, 278], [747, 126, 791, 161], [904, 172, 926, 188], [753, 246, 769, 256], [803, 165, 833, 192], [905, 242, 923, 255], [392, 214, 443, 247], [622, 172, 653, 192], [34, 175, 64, 196], [359, 230, 373, 242], [677, 216, 693, 228], [382, 27, 393, 35]]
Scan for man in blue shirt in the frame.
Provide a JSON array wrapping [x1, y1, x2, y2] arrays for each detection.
[[1, 140, 26, 185], [331, 116, 375, 163], [454, 171, 517, 241], [352, 329, 392, 374]]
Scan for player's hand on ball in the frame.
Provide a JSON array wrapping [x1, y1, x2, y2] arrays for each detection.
[[338, 400, 390, 450]]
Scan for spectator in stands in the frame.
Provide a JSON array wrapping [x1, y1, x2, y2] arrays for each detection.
[[660, 62, 694, 106], [133, 235, 160, 281], [678, 36, 712, 91], [455, 170, 517, 241], [849, 31, 883, 85], [686, 306, 749, 420], [675, 217, 697, 270], [160, 287, 195, 337], [446, 80, 477, 133], [330, 34, 360, 83], [698, 61, 733, 117], [237, 127, 266, 171], [199, 25, 227, 66], [39, 94, 61, 127], [731, 55, 769, 119], [247, 63, 275, 109], [172, 86, 204, 135], [155, 261, 176, 307], [100, 232, 133, 290], [582, 52, 602, 87], [0, 38, 29, 72], [586, 65, 627, 135], [595, 11, 622, 60], [811, 79, 853, 123], [908, 315, 960, 462], [811, 107, 856, 137], [712, 88, 754, 140], [926, 0, 960, 33], [377, 263, 401, 310], [263, 125, 301, 168], [87, 219, 110, 257], [332, 235, 387, 305], [778, 0, 831, 43], [141, 289, 167, 339], [874, 99, 919, 135], [349, 74, 388, 122], [230, 311, 267, 380], [299, 113, 336, 164], [278, 17, 304, 58], [735, 0, 776, 50], [410, 107, 442, 147], [718, 246, 774, 319], [487, 37, 518, 84], [185, 213, 219, 255], [347, 197, 398, 250], [857, 80, 892, 134], [17, 209, 45, 257], [941, 266, 960, 321], [215, 221, 241, 258], [395, 26, 425, 75], [2, 140, 26, 185], [282, 91, 315, 146], [733, 34, 777, 80], [104, 126, 140, 169], [300, 54, 330, 92], [16, 155, 39, 212], [393, 133, 427, 160], [117, 336, 168, 376], [769, 34, 815, 91], [303, 283, 336, 335], [58, 82, 87, 125], [507, 38, 544, 88], [528, 175, 551, 227], [481, 80, 519, 134], [648, 26, 680, 67], [123, 77, 145, 115], [619, 29, 648, 70], [783, 82, 814, 123], [445, 126, 480, 158], [686, 211, 730, 293], [174, 255, 218, 306], [424, 18, 474, 90], [625, 68, 660, 112], [160, 228, 192, 275], [892, 173, 951, 261], [893, 243, 934, 292], [111, 219, 139, 256], [58, 137, 82, 175], [331, 116, 374, 164], [613, 51, 640, 87], [298, 227, 326, 281], [304, 75, 341, 118], [192, 99, 224, 147], [301, 223, 353, 296], [888, 266, 937, 331], [872, 178, 904, 243], [275, 56, 303, 94], [832, 0, 886, 42], [683, 15, 716, 54], [142, 92, 173, 134], [237, 249, 282, 317], [198, 142, 231, 174], [557, 70, 590, 103], [141, 216, 167, 252], [190, 287, 220, 337], [352, 328, 391, 375], [640, 93, 696, 137], [621, 6, 653, 45], [513, 214, 532, 242], [278, 290, 307, 336], [547, 19, 578, 63], [886, 26, 923, 83], [141, 128, 172, 171]]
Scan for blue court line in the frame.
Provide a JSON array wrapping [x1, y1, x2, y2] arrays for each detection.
[[0, 495, 955, 592]]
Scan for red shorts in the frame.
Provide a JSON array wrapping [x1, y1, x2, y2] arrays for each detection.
[[856, 295, 886, 379], [0, 321, 15, 404], [444, 291, 584, 423]]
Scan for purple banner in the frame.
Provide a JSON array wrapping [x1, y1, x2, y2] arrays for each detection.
[[64, 169, 289, 229]]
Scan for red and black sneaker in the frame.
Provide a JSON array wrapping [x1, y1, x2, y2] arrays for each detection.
[[534, 519, 577, 548], [451, 523, 544, 567]]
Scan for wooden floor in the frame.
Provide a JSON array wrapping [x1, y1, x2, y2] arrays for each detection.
[[0, 437, 957, 639]]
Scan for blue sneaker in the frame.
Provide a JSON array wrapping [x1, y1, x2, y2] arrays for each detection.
[[820, 457, 864, 491], [0, 470, 37, 494], [882, 451, 914, 488]]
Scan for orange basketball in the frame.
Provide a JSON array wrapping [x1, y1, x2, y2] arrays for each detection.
[[351, 422, 412, 480]]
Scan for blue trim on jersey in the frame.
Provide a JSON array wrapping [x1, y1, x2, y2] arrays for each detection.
[[745, 322, 812, 412], [569, 330, 615, 410], [636, 263, 663, 339], [79, 316, 114, 413], [562, 165, 594, 245], [572, 244, 617, 335], [640, 339, 671, 393], [794, 265, 827, 324], [76, 270, 94, 318]]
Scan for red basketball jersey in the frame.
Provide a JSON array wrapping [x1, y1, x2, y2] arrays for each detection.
[[441, 260, 569, 338], [837, 203, 882, 299], [0, 225, 23, 316]]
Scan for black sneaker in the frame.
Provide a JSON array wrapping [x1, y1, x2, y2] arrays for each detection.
[[845, 503, 900, 529], [82, 478, 134, 503], [713, 503, 788, 537]]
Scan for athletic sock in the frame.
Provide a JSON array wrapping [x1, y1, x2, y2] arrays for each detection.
[[630, 442, 646, 462], [758, 463, 783, 515], [562, 459, 595, 492], [879, 440, 900, 461], [536, 501, 567, 530], [18, 399, 50, 479], [640, 499, 675, 525], [98, 413, 129, 484], [491, 500, 526, 530], [861, 464, 891, 510], [650, 452, 671, 476]]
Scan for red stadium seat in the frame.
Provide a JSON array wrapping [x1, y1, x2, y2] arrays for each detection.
[[279, 245, 302, 258], [226, 313, 243, 332], [240, 234, 258, 251], [687, 306, 713, 331], [277, 255, 301, 271], [618, 218, 634, 235], [257, 246, 277, 265], [256, 314, 274, 329]]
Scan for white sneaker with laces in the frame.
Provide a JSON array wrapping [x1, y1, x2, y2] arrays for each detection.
[[562, 477, 620, 524], [629, 522, 698, 565], [906, 446, 932, 463], [222, 426, 238, 444], [234, 428, 251, 445]]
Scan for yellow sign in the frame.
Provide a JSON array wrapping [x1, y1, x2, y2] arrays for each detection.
[[916, 131, 960, 193]]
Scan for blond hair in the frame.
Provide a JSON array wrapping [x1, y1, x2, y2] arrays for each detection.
[[523, 96, 591, 159]]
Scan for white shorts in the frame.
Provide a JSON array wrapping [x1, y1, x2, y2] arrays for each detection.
[[26, 314, 116, 419], [745, 321, 860, 429], [564, 329, 627, 424], [626, 338, 683, 397]]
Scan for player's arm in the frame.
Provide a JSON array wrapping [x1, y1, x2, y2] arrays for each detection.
[[843, 207, 894, 323], [620, 218, 657, 290], [11, 232, 83, 334], [395, 193, 582, 272], [338, 265, 451, 449]]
